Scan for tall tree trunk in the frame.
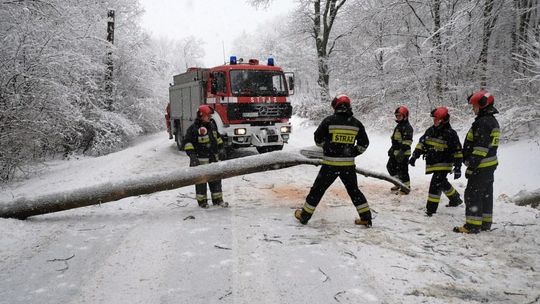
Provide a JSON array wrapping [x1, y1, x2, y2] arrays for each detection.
[[312, 0, 347, 102], [512, 0, 535, 73], [432, 0, 443, 101], [479, 0, 499, 87]]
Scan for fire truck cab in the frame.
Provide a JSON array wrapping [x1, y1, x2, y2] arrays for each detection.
[[168, 56, 294, 154]]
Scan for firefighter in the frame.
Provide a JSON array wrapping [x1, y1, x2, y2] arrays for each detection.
[[409, 107, 463, 216], [294, 94, 372, 227], [183, 105, 228, 209], [165, 102, 173, 140], [387, 106, 413, 193], [453, 90, 500, 234]]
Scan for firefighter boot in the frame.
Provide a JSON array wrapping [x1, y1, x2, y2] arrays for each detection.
[[453, 225, 480, 234], [214, 200, 229, 208], [354, 218, 372, 227], [446, 194, 463, 207], [197, 200, 209, 209], [294, 209, 310, 225], [481, 223, 492, 231]]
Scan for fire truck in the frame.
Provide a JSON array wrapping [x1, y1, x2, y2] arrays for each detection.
[[167, 56, 294, 154]]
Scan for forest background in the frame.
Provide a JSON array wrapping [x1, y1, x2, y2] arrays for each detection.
[[0, 0, 538, 181]]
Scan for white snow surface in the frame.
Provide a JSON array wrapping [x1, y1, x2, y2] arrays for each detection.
[[1, 116, 539, 304]]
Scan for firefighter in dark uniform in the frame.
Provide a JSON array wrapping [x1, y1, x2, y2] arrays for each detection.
[[183, 105, 228, 209], [454, 90, 500, 234], [409, 107, 463, 216], [387, 106, 413, 193], [294, 94, 372, 227]]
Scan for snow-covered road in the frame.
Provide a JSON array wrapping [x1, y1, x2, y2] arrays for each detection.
[[1, 117, 539, 304]]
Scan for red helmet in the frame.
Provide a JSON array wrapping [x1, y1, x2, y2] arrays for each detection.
[[431, 107, 449, 123], [395, 106, 409, 118], [197, 104, 213, 117], [468, 90, 494, 109], [331, 94, 351, 109]]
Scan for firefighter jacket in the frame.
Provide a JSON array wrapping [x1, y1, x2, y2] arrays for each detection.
[[183, 118, 224, 162], [314, 107, 369, 166], [412, 123, 463, 174], [388, 120, 413, 159], [463, 105, 500, 177]]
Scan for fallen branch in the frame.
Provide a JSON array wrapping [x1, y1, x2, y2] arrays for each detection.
[[47, 254, 75, 272], [334, 290, 346, 302], [262, 234, 283, 244], [0, 151, 409, 219], [318, 267, 330, 282]]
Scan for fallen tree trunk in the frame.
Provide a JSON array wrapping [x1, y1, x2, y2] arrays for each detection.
[[512, 189, 540, 209], [0, 151, 409, 219]]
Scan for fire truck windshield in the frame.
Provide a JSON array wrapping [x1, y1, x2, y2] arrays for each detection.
[[230, 70, 288, 97]]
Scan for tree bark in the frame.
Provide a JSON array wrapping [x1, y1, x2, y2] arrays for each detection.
[[312, 0, 347, 102], [432, 0, 443, 101], [478, 0, 499, 87], [0, 151, 409, 220]]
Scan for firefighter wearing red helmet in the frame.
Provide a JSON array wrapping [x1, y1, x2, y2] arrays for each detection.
[[183, 104, 228, 208], [409, 106, 463, 216], [387, 106, 414, 193], [453, 90, 500, 234], [295, 94, 372, 227]]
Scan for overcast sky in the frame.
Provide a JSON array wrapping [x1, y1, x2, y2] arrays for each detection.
[[139, 0, 295, 67]]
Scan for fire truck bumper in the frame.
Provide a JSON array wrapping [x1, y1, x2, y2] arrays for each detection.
[[228, 123, 291, 148]]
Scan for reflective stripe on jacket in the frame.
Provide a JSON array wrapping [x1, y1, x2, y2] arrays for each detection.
[[389, 120, 414, 157], [412, 123, 462, 174], [463, 105, 500, 176], [315, 107, 369, 167], [183, 118, 223, 161]]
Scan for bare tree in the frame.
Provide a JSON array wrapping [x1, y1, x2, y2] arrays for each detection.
[[249, 0, 349, 102]]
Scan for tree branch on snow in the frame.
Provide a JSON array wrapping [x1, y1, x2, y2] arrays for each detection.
[[318, 267, 330, 282], [46, 254, 75, 272], [334, 290, 346, 302]]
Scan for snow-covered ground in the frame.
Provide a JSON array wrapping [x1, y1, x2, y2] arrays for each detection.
[[0, 116, 539, 304]]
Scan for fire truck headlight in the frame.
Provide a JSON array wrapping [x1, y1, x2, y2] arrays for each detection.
[[280, 126, 291, 133], [234, 128, 247, 135]]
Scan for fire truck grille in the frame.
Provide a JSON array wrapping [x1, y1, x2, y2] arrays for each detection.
[[227, 103, 292, 120]]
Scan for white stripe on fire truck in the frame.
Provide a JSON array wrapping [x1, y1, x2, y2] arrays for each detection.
[[206, 97, 238, 104]]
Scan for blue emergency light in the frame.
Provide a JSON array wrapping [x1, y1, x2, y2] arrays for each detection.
[[230, 56, 237, 65], [267, 57, 274, 66]]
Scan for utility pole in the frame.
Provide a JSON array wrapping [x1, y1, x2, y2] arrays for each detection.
[[105, 9, 115, 111]]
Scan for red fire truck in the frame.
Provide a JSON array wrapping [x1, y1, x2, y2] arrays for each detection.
[[167, 56, 294, 154]]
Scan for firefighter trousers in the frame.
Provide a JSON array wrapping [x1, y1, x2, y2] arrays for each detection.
[[299, 165, 371, 223], [426, 172, 461, 214], [386, 156, 410, 186], [464, 168, 495, 230], [191, 159, 223, 206]]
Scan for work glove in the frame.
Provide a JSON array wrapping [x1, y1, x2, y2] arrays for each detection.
[[218, 149, 227, 161], [188, 154, 199, 167], [408, 157, 417, 167], [395, 150, 405, 163], [453, 167, 461, 180]]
